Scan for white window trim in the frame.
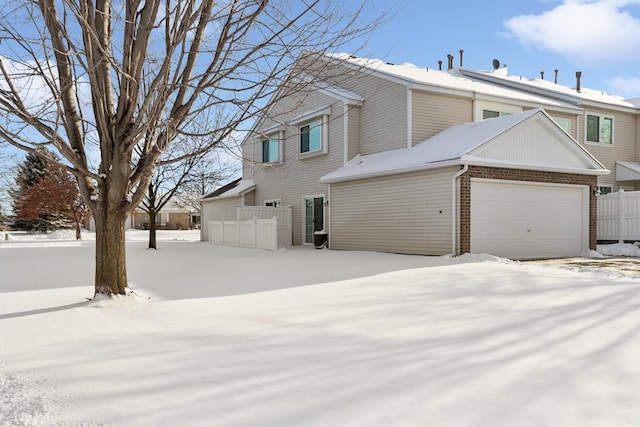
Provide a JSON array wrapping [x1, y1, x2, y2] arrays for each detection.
[[585, 112, 614, 146], [297, 116, 329, 159], [257, 130, 284, 165], [552, 117, 571, 135]]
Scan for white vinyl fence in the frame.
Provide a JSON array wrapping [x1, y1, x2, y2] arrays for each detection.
[[597, 190, 640, 242], [209, 206, 292, 251]]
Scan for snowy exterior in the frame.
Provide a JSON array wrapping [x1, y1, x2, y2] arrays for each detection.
[[1, 232, 640, 425], [202, 53, 639, 258]]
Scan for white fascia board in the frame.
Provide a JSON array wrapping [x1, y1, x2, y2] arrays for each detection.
[[290, 105, 332, 125], [319, 159, 461, 184], [461, 155, 610, 176], [315, 86, 364, 106], [575, 100, 638, 114], [259, 123, 286, 135], [615, 161, 640, 181]]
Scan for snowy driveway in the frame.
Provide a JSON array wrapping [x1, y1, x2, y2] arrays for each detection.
[[527, 256, 640, 277]]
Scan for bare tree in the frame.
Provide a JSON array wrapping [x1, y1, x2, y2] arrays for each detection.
[[0, 0, 382, 296], [138, 141, 236, 249]]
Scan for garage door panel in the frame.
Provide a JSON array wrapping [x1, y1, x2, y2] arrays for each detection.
[[471, 180, 587, 259]]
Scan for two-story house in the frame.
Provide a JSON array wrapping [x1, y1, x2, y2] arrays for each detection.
[[201, 52, 640, 259]]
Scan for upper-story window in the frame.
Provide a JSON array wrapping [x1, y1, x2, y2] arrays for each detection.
[[300, 119, 322, 154], [290, 105, 330, 158], [553, 117, 571, 134], [586, 114, 613, 145], [257, 125, 284, 164], [262, 135, 279, 163], [482, 109, 511, 119]]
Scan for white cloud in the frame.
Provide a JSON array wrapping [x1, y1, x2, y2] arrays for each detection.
[[504, 1, 640, 62], [605, 76, 640, 98]]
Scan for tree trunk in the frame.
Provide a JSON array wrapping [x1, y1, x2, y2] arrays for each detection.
[[94, 205, 128, 296], [148, 210, 157, 250], [75, 221, 82, 240]]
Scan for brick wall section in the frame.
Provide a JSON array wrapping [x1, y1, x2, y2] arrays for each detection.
[[459, 166, 598, 254]]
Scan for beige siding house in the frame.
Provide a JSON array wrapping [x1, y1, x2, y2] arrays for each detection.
[[201, 53, 640, 259]]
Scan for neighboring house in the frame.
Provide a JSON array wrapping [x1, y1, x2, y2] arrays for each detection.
[[88, 198, 200, 231], [202, 52, 640, 259], [131, 199, 200, 230]]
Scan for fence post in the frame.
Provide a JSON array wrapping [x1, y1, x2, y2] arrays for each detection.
[[272, 216, 278, 251], [253, 217, 258, 248], [618, 190, 624, 243]]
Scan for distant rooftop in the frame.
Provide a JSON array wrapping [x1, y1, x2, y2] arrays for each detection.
[[327, 53, 639, 110]]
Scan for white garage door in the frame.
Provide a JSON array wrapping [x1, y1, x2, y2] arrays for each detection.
[[471, 179, 588, 259]]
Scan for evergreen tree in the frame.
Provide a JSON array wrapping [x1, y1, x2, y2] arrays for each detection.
[[11, 151, 86, 235]]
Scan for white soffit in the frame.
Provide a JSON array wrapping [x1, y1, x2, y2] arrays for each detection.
[[616, 161, 640, 181]]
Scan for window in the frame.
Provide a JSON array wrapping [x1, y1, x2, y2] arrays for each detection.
[[553, 118, 571, 134], [482, 109, 511, 120], [598, 185, 612, 195], [290, 105, 330, 158], [586, 114, 613, 145], [262, 135, 279, 163], [300, 119, 322, 154], [155, 212, 168, 224], [265, 199, 282, 207]]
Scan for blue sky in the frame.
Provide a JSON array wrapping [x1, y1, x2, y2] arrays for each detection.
[[352, 0, 640, 98]]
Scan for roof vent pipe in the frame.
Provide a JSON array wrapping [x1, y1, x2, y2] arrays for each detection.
[[554, 69, 558, 84], [447, 54, 454, 70], [459, 49, 464, 67], [438, 60, 442, 70], [576, 71, 582, 93], [540, 71, 544, 80]]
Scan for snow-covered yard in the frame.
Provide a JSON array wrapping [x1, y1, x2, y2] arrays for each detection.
[[1, 230, 639, 426]]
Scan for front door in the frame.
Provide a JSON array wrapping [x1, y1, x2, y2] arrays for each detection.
[[304, 196, 324, 244]]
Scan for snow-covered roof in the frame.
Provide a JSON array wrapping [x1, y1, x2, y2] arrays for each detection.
[[320, 109, 608, 184], [325, 53, 582, 112], [201, 179, 255, 201], [459, 68, 639, 110]]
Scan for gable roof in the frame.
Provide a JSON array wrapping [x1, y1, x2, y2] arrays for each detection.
[[320, 109, 609, 184]]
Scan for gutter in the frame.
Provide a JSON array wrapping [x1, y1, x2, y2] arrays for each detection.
[[451, 164, 468, 256]]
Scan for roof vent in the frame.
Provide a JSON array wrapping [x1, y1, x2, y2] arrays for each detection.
[[576, 71, 582, 93], [492, 59, 500, 71], [554, 69, 558, 84], [447, 54, 454, 70], [459, 49, 464, 67]]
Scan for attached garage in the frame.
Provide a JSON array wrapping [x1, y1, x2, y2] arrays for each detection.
[[470, 179, 589, 259], [321, 109, 609, 259]]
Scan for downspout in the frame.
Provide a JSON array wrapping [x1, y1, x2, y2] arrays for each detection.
[[343, 103, 349, 165], [327, 185, 331, 249], [451, 164, 468, 256], [407, 88, 413, 148]]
